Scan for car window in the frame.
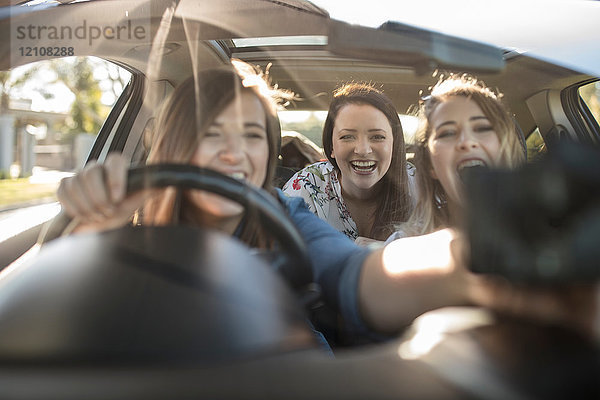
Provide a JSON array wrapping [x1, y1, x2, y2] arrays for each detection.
[[526, 127, 546, 162], [578, 80, 600, 126], [279, 110, 327, 147], [0, 56, 131, 241]]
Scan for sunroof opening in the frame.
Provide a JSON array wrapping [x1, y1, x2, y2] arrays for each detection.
[[232, 35, 327, 48]]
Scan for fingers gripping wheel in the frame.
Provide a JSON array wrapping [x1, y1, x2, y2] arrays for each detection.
[[42, 164, 313, 291]]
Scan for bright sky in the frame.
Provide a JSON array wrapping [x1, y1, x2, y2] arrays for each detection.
[[311, 0, 600, 76], [312, 0, 593, 28]]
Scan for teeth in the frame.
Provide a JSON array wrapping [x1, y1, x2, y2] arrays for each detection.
[[227, 172, 246, 180], [457, 159, 486, 171], [351, 161, 376, 169]]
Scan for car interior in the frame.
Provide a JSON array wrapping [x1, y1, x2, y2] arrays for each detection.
[[0, 0, 598, 399]]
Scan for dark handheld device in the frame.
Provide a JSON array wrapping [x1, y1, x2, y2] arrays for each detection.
[[463, 142, 600, 283]]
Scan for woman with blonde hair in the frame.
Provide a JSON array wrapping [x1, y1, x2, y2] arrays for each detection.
[[387, 74, 526, 240]]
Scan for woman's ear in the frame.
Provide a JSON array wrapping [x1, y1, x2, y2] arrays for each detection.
[[330, 149, 336, 159]]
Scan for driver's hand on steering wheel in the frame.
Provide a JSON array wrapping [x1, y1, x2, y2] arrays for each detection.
[[57, 153, 149, 233]]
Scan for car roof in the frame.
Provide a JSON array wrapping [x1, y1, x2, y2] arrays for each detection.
[[6, 0, 595, 76], [1, 0, 597, 139], [316, 0, 600, 78]]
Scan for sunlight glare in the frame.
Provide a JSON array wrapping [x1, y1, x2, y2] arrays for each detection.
[[398, 307, 493, 359], [382, 229, 454, 275]]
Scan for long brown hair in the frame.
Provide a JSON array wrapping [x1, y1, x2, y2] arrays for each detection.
[[142, 60, 289, 248], [322, 83, 411, 240], [406, 74, 526, 235]]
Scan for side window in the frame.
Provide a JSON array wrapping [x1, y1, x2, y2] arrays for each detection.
[[578, 80, 600, 126], [526, 81, 598, 163], [526, 128, 546, 162], [279, 110, 327, 147], [0, 56, 130, 239]]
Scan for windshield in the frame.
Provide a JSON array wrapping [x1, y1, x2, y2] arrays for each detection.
[[312, 0, 600, 77]]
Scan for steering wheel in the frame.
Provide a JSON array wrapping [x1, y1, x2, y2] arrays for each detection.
[[40, 163, 313, 291]]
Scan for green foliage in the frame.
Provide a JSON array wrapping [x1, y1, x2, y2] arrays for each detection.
[[50, 58, 109, 139], [0, 66, 40, 111]]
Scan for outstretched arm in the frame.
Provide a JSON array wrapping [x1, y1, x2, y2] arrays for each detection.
[[358, 229, 472, 333], [358, 228, 600, 339]]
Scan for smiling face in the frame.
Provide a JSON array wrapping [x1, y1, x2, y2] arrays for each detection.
[[188, 90, 269, 219], [427, 96, 501, 206], [330, 103, 393, 199]]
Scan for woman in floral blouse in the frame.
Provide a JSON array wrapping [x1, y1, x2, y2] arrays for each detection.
[[283, 83, 416, 242]]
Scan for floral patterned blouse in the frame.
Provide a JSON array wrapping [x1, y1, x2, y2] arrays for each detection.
[[282, 160, 417, 241]]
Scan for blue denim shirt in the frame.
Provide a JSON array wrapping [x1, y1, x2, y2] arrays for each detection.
[[274, 189, 373, 339]]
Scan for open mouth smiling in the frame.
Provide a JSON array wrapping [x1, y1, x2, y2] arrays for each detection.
[[224, 171, 247, 181], [457, 159, 488, 182], [456, 159, 487, 173], [350, 160, 377, 174]]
